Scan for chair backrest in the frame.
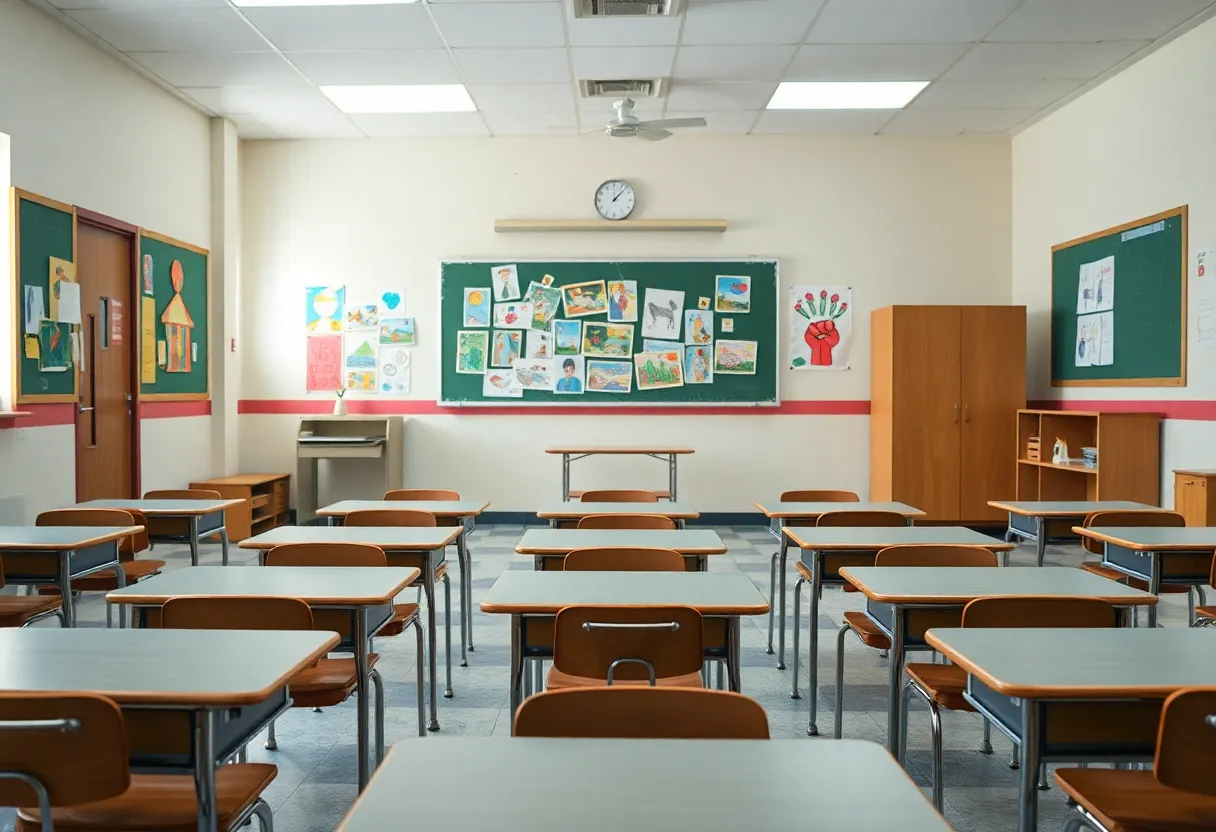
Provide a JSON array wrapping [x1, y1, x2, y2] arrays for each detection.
[[36, 508, 144, 559], [962, 596, 1117, 629], [580, 490, 659, 503], [0, 692, 130, 808], [816, 510, 907, 527], [553, 605, 702, 682], [384, 489, 460, 501], [344, 509, 437, 528], [780, 490, 860, 503], [576, 514, 676, 531], [161, 596, 314, 631], [875, 545, 998, 567], [514, 688, 770, 739], [142, 489, 223, 500], [1155, 688, 1216, 796], [264, 542, 388, 568], [562, 548, 686, 572], [1081, 510, 1185, 555]]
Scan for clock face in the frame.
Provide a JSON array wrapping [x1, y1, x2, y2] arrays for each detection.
[[595, 180, 636, 221]]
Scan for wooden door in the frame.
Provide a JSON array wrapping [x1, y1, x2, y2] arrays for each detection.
[[960, 307, 1026, 522], [76, 221, 136, 500], [891, 306, 962, 521]]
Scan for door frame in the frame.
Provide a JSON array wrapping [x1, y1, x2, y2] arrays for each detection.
[[74, 208, 142, 501]]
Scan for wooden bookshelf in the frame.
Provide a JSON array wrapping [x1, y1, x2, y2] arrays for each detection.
[[189, 474, 291, 541]]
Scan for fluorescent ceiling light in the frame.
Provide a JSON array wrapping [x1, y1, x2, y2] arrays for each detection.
[[321, 84, 476, 114], [766, 81, 929, 110], [232, 1, 419, 7]]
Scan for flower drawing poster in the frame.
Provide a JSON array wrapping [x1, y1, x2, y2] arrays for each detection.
[[789, 286, 851, 370]]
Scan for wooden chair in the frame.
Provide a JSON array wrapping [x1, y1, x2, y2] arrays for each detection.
[[1191, 555, 1216, 627], [0, 691, 276, 832], [264, 543, 425, 737], [579, 490, 659, 502], [576, 514, 676, 530], [0, 556, 62, 628], [562, 548, 686, 572], [1054, 688, 1216, 832], [829, 545, 997, 738], [513, 687, 770, 739], [140, 489, 225, 558], [35, 509, 162, 629], [384, 489, 460, 501], [902, 596, 1116, 811]]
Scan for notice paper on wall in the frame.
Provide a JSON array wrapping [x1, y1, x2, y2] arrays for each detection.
[[1077, 256, 1114, 315], [1075, 311, 1114, 367], [23, 286, 44, 335], [55, 281, 82, 325], [1196, 247, 1216, 347], [141, 297, 157, 383]]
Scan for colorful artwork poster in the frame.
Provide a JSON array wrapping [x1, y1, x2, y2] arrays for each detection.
[[38, 320, 72, 372], [483, 368, 522, 398], [140, 296, 157, 384], [48, 256, 77, 323], [684, 345, 713, 384], [493, 301, 533, 329], [456, 330, 488, 374], [715, 339, 758, 374], [720, 318, 734, 333], [561, 280, 609, 318], [513, 357, 553, 391], [607, 279, 638, 323], [525, 282, 562, 330], [715, 275, 751, 313], [344, 330, 377, 374], [379, 346, 410, 395], [642, 339, 680, 353], [380, 290, 404, 315], [347, 368, 377, 393], [641, 288, 685, 339], [491, 330, 522, 367], [553, 355, 585, 394], [142, 253, 154, 295], [526, 329, 552, 359], [583, 322, 634, 358], [553, 319, 582, 356], [540, 274, 555, 287], [586, 359, 633, 394], [790, 286, 852, 371], [306, 334, 343, 391], [634, 350, 684, 390], [306, 286, 345, 333], [492, 264, 521, 302], [380, 317, 415, 346], [347, 304, 379, 330], [684, 309, 713, 345], [462, 287, 491, 327]]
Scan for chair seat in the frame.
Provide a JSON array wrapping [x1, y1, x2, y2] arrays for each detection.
[[1054, 768, 1216, 832], [796, 560, 858, 591], [377, 603, 420, 637], [1080, 563, 1193, 594], [1196, 606, 1216, 620], [842, 611, 890, 650], [16, 764, 276, 832], [38, 560, 165, 593], [289, 655, 380, 708], [545, 666, 704, 691], [0, 594, 62, 627], [905, 662, 972, 712]]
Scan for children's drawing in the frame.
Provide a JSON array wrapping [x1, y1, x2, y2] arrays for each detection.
[[790, 286, 852, 370], [698, 297, 711, 310], [380, 317, 415, 345], [526, 329, 552, 359], [306, 335, 343, 391], [344, 330, 377, 377], [512, 358, 553, 390], [715, 275, 751, 313], [379, 347, 411, 395], [540, 274, 555, 287], [38, 320, 72, 373], [23, 285, 44, 336], [642, 339, 680, 353], [483, 368, 522, 398], [142, 254, 154, 295], [346, 304, 379, 330], [554, 356, 585, 394], [48, 257, 77, 324], [1075, 311, 1114, 367], [642, 288, 684, 339], [493, 301, 533, 329], [524, 282, 562, 330], [463, 287, 491, 327], [721, 318, 734, 333], [684, 345, 713, 384], [492, 264, 521, 301], [553, 319, 582, 355], [161, 260, 194, 373], [607, 280, 638, 323], [586, 359, 633, 393], [634, 350, 684, 390], [347, 369, 377, 392], [583, 322, 634, 358], [456, 330, 489, 374], [306, 286, 345, 333], [561, 280, 609, 318], [491, 330, 522, 367], [1077, 256, 1114, 314], [684, 309, 713, 345], [380, 291, 403, 314], [715, 339, 757, 374]]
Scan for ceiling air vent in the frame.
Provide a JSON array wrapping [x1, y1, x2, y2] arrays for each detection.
[[580, 79, 668, 99], [572, 0, 685, 18]]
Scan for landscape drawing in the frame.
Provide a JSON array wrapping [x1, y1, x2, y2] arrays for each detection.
[[586, 359, 633, 393], [642, 339, 680, 353], [715, 276, 751, 313], [634, 351, 684, 390], [462, 287, 491, 327], [346, 304, 379, 330], [553, 319, 581, 355], [583, 322, 634, 358], [343, 330, 377, 369], [715, 339, 757, 374], [561, 280, 609, 318], [512, 357, 554, 390], [379, 317, 415, 345]]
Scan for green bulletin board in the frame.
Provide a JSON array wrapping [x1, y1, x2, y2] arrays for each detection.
[[140, 231, 209, 400], [439, 259, 779, 405]]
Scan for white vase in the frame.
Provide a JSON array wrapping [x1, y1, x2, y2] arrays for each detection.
[[333, 398, 348, 417]]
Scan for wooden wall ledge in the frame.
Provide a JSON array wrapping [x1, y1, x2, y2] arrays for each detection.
[[494, 219, 727, 233]]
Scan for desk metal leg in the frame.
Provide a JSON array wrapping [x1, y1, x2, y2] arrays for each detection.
[[354, 613, 371, 790], [113, 563, 127, 629], [194, 710, 218, 832], [189, 517, 200, 567], [807, 551, 823, 736], [423, 553, 440, 731], [668, 453, 677, 501], [1035, 517, 1047, 567], [58, 551, 76, 628], [726, 617, 742, 693], [509, 615, 524, 731], [1148, 552, 1161, 629], [457, 529, 472, 662], [886, 608, 905, 756], [562, 453, 570, 500], [776, 536, 791, 670], [219, 528, 229, 566], [1017, 701, 1041, 832]]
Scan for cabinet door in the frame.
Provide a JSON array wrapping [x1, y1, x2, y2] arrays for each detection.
[[1174, 474, 1208, 526], [960, 307, 1026, 522]]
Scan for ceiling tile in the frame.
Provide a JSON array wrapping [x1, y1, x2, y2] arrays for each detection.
[[881, 107, 1036, 134], [567, 16, 683, 48], [252, 109, 365, 140], [664, 110, 760, 134], [945, 42, 1148, 81], [664, 82, 779, 111], [468, 84, 575, 114], [571, 47, 675, 81], [681, 0, 826, 46], [912, 79, 1085, 109], [347, 113, 490, 138], [285, 50, 460, 86], [181, 86, 338, 118], [986, 0, 1214, 42], [807, 0, 1023, 44], [64, 8, 266, 52], [48, 0, 226, 8], [225, 113, 280, 140], [454, 48, 570, 85], [786, 44, 969, 81], [482, 111, 581, 136], [240, 5, 442, 51], [751, 109, 894, 134], [674, 46, 797, 82], [428, 2, 566, 48], [128, 51, 304, 87]]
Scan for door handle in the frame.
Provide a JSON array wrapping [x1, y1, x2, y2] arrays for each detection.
[[78, 406, 95, 413]]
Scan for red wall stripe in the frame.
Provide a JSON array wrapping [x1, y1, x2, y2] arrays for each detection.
[[0, 400, 211, 430], [237, 398, 873, 417], [1028, 399, 1216, 422]]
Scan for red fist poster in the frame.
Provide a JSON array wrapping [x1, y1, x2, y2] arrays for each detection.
[[306, 334, 342, 391], [789, 286, 852, 370]]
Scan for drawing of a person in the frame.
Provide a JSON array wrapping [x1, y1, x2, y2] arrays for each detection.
[[691, 349, 708, 382], [556, 358, 582, 393], [610, 282, 631, 319]]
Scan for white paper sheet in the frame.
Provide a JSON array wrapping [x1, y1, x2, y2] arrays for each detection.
[[23, 286, 44, 335], [56, 281, 81, 325], [1196, 248, 1216, 347], [1077, 256, 1114, 314], [1076, 311, 1114, 367]]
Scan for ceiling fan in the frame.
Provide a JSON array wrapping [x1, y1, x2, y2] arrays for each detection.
[[602, 98, 707, 141]]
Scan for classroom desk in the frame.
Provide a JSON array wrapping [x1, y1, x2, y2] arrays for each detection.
[[1072, 525, 1216, 628], [926, 627, 1216, 832], [754, 501, 924, 669], [0, 525, 141, 627], [987, 500, 1161, 566], [515, 528, 726, 571], [0, 627, 337, 832], [107, 565, 418, 790], [536, 501, 699, 528], [337, 738, 953, 832], [79, 498, 243, 566], [839, 566, 1156, 758], [545, 446, 695, 501], [480, 571, 768, 730], [782, 525, 1014, 736]]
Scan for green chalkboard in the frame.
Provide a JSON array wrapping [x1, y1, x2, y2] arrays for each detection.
[[13, 190, 77, 403], [440, 260, 779, 405], [1051, 207, 1187, 387], [139, 231, 209, 399]]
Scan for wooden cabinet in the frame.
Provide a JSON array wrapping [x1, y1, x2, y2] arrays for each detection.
[[188, 474, 291, 541], [870, 305, 1026, 522], [1174, 470, 1216, 526]]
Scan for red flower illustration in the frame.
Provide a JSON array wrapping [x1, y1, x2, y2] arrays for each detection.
[[830, 293, 839, 304], [819, 290, 827, 298]]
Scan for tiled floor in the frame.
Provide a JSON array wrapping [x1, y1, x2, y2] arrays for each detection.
[[2, 525, 1196, 831]]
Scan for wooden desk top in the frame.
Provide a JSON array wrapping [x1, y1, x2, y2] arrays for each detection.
[[926, 628, 1216, 699], [481, 571, 769, 616], [191, 474, 289, 486], [317, 500, 489, 518], [1072, 526, 1216, 551], [1175, 469, 1216, 477], [839, 566, 1157, 606], [78, 499, 242, 516], [537, 502, 699, 519], [338, 739, 951, 832], [545, 447, 695, 455], [754, 501, 924, 519], [988, 500, 1160, 517], [0, 628, 337, 706], [515, 529, 726, 556], [107, 565, 419, 606], [239, 526, 461, 551], [0, 526, 141, 550], [783, 525, 1014, 551]]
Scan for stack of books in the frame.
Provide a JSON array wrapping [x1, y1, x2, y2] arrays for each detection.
[[1081, 447, 1098, 469]]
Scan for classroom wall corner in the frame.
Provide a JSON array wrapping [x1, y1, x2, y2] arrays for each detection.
[[209, 117, 241, 477]]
